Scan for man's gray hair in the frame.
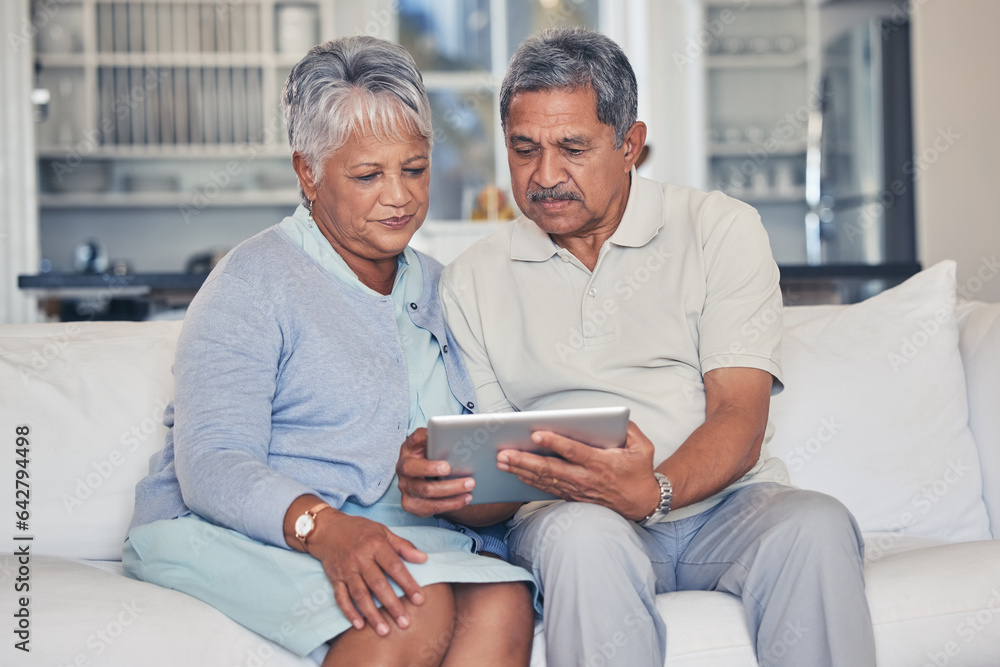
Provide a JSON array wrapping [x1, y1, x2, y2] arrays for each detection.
[[282, 36, 433, 205], [500, 28, 637, 149]]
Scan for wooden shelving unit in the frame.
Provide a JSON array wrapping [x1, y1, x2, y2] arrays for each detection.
[[35, 0, 329, 209]]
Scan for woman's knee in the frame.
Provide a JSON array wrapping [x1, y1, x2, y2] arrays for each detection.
[[453, 581, 533, 628], [325, 583, 457, 667]]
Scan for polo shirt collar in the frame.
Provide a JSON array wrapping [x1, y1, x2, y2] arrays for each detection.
[[608, 168, 664, 248], [508, 167, 663, 261]]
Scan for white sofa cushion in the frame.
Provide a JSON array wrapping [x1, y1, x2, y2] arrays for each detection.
[[769, 261, 992, 542], [0, 554, 314, 667], [0, 321, 181, 561], [865, 540, 1000, 666], [956, 300, 1000, 538]]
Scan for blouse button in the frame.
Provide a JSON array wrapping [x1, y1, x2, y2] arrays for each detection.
[[466, 401, 475, 409], [588, 287, 597, 297], [409, 302, 418, 310], [442, 344, 449, 353]]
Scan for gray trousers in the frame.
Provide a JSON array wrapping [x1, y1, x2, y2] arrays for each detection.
[[507, 483, 876, 667]]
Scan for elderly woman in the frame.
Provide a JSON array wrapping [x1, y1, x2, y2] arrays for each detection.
[[123, 36, 534, 667]]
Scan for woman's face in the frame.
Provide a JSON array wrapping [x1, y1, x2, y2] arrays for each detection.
[[295, 127, 431, 270]]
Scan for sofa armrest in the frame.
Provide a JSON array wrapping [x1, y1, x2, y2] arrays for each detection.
[[956, 300, 1000, 538]]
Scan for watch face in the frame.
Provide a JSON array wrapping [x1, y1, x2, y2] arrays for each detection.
[[295, 513, 315, 539]]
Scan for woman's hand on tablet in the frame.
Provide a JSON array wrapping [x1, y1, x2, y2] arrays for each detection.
[[397, 429, 523, 525], [397, 428, 475, 516]]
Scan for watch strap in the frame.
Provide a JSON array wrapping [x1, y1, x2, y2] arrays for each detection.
[[296, 502, 333, 547], [639, 473, 673, 526]]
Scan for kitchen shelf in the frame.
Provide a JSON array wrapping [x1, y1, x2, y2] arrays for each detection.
[[704, 0, 802, 6], [38, 188, 300, 209], [701, 0, 818, 264], [706, 51, 807, 69], [708, 140, 807, 157], [725, 187, 807, 204], [35, 0, 326, 174], [37, 145, 293, 159]]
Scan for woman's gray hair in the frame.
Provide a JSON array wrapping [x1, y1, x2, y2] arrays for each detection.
[[282, 36, 433, 205], [500, 28, 637, 148]]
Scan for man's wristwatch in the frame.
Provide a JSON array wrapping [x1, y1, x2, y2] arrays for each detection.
[[638, 473, 673, 527], [293, 502, 333, 548]]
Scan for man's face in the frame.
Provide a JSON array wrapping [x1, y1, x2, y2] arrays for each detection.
[[504, 86, 642, 239]]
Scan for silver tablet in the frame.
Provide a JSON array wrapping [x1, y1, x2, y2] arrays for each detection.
[[426, 406, 630, 504]]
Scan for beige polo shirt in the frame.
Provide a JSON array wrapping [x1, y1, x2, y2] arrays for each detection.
[[440, 171, 790, 522]]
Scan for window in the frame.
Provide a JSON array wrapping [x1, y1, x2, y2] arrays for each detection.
[[395, 0, 601, 221]]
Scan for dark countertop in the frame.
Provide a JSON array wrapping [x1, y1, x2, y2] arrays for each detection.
[[18, 272, 208, 292], [19, 263, 922, 292]]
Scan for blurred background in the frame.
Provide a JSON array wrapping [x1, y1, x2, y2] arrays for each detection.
[[2, 0, 998, 322]]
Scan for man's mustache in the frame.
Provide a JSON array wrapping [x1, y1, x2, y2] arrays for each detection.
[[526, 187, 582, 203]]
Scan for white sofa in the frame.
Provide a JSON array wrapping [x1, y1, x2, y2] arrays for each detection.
[[2, 260, 999, 666]]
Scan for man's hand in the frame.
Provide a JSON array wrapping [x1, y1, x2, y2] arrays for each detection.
[[496, 421, 662, 521]]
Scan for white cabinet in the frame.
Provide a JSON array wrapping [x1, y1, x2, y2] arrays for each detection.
[[35, 0, 331, 212], [701, 0, 819, 264]]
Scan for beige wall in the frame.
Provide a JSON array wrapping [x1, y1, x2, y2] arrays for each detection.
[[912, 0, 1000, 303]]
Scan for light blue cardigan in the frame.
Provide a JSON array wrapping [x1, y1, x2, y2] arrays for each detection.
[[128, 225, 478, 549]]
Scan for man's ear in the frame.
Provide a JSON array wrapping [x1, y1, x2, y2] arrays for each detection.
[[291, 151, 319, 202], [621, 121, 648, 172]]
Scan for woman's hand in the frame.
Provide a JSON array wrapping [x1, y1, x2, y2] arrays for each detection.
[[311, 512, 428, 636], [284, 495, 427, 637], [397, 428, 522, 526], [397, 428, 475, 516]]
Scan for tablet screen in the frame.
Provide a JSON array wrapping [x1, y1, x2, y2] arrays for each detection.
[[426, 406, 630, 504]]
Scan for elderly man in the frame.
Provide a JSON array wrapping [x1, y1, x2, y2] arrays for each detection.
[[438, 28, 876, 667]]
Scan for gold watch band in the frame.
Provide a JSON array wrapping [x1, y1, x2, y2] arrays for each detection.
[[298, 502, 333, 547]]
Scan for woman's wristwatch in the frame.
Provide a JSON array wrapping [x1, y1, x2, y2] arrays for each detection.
[[638, 473, 673, 526], [294, 502, 333, 548]]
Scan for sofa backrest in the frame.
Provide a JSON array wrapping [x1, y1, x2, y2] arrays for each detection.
[[767, 263, 995, 544], [0, 321, 180, 561], [0, 272, 995, 562], [957, 300, 1000, 538]]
